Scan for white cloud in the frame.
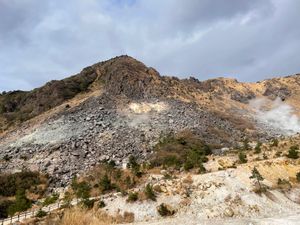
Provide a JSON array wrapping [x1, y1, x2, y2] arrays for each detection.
[[0, 0, 300, 91]]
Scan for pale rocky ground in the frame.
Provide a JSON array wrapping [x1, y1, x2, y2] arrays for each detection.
[[95, 156, 300, 225]]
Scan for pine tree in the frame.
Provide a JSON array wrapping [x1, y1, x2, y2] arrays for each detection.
[[127, 155, 142, 177], [254, 142, 262, 154], [249, 167, 264, 191], [239, 152, 247, 163], [7, 189, 31, 216], [243, 138, 250, 150], [99, 174, 113, 192]]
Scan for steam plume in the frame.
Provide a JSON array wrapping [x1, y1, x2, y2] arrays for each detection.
[[250, 97, 300, 135]]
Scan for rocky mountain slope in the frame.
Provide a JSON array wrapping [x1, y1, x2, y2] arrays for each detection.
[[1, 55, 300, 187], [19, 135, 300, 225]]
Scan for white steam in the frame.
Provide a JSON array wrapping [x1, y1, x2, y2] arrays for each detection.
[[250, 97, 300, 135]]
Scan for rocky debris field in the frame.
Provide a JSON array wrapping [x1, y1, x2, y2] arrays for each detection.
[[0, 93, 250, 188]]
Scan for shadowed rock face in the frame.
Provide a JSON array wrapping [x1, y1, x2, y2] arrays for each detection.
[[263, 86, 291, 101], [92, 56, 163, 99], [0, 56, 300, 187]]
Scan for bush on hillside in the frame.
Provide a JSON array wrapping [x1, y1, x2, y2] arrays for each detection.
[[249, 167, 265, 193], [36, 209, 47, 218], [277, 178, 291, 188], [287, 145, 299, 159], [71, 179, 91, 200], [81, 199, 95, 209], [0, 171, 46, 197], [127, 192, 139, 203], [254, 142, 262, 154], [0, 200, 14, 219], [7, 189, 32, 216], [98, 200, 106, 208], [242, 138, 250, 151], [271, 138, 279, 147], [144, 184, 156, 201], [296, 172, 300, 182], [127, 156, 142, 177], [42, 193, 59, 206], [99, 174, 115, 193], [151, 132, 211, 171], [157, 203, 175, 217], [238, 152, 247, 163]]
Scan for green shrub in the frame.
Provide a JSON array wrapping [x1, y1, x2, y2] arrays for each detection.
[[271, 139, 279, 147], [254, 142, 262, 154], [0, 200, 14, 219], [71, 179, 91, 200], [99, 174, 114, 192], [198, 163, 206, 174], [151, 132, 211, 171], [81, 199, 95, 209], [42, 193, 59, 206], [127, 192, 138, 203], [275, 151, 282, 157], [0, 171, 43, 197], [183, 160, 193, 171], [36, 210, 47, 218], [163, 173, 173, 180], [102, 160, 116, 175], [127, 156, 142, 177], [113, 169, 122, 181], [124, 176, 134, 189], [287, 145, 299, 159], [162, 156, 181, 168], [296, 172, 300, 182], [7, 189, 32, 216], [98, 200, 106, 208], [184, 147, 208, 171], [157, 203, 175, 217], [62, 191, 72, 208], [277, 178, 291, 187], [144, 184, 156, 201], [239, 152, 247, 163], [242, 138, 250, 150], [249, 167, 264, 193]]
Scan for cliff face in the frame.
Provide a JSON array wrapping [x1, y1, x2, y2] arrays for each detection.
[[0, 55, 300, 187]]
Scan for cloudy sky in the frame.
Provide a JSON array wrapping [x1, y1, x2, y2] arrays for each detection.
[[1, 0, 300, 91]]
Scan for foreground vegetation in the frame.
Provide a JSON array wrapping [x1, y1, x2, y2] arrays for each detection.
[[2, 133, 300, 224], [0, 171, 48, 219]]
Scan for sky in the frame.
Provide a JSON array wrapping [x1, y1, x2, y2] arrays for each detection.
[[0, 0, 300, 91]]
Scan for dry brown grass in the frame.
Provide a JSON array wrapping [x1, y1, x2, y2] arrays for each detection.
[[60, 208, 114, 225], [48, 207, 134, 225]]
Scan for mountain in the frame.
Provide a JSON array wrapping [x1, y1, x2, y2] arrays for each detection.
[[1, 55, 300, 187]]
